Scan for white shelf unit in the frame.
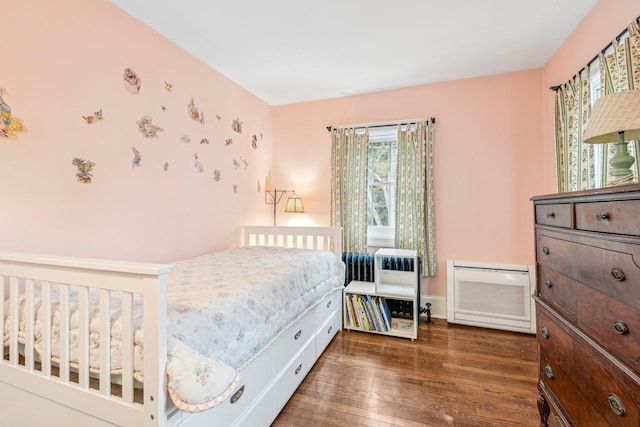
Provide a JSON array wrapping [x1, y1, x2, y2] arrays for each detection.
[[343, 249, 419, 340]]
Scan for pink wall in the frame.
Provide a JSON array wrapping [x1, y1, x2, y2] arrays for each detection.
[[274, 70, 544, 297], [541, 0, 640, 192], [2, 0, 275, 263]]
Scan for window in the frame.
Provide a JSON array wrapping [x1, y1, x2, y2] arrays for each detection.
[[367, 127, 397, 247]]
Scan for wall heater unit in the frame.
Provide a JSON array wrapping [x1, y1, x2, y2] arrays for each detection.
[[446, 260, 536, 334]]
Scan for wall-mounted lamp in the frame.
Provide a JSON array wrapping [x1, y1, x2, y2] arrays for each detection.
[[265, 188, 305, 226]]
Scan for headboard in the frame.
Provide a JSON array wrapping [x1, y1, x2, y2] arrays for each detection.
[[242, 226, 342, 257]]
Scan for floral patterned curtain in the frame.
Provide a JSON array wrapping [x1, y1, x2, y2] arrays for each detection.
[[330, 127, 369, 253], [599, 20, 640, 183], [554, 74, 593, 192], [395, 121, 435, 277]]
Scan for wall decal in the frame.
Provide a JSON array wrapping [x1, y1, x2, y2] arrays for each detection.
[[240, 156, 248, 169], [161, 105, 166, 112], [200, 138, 210, 145], [233, 184, 238, 193], [216, 115, 221, 121], [72, 158, 95, 184], [123, 68, 141, 94], [193, 153, 204, 173], [257, 180, 261, 193], [0, 87, 27, 139], [163, 162, 169, 171], [164, 81, 173, 91], [137, 116, 163, 138], [131, 147, 142, 169], [188, 98, 205, 125], [231, 118, 242, 133], [82, 108, 103, 124], [260, 132, 263, 139], [213, 170, 222, 181], [232, 159, 240, 169], [225, 138, 232, 146], [251, 134, 258, 149], [179, 135, 191, 143]]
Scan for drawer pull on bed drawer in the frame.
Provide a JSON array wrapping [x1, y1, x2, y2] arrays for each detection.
[[596, 212, 609, 222], [541, 326, 549, 339], [611, 268, 626, 281], [542, 247, 550, 255], [230, 385, 245, 404], [608, 393, 626, 416], [327, 300, 332, 308], [294, 330, 302, 340], [544, 280, 552, 289], [295, 363, 302, 375], [544, 364, 554, 379], [546, 211, 555, 218], [327, 325, 333, 334], [613, 321, 629, 335]]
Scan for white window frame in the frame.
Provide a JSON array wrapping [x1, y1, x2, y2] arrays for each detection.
[[367, 126, 397, 248]]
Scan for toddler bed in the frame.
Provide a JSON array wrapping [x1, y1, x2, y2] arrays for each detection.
[[0, 226, 344, 427]]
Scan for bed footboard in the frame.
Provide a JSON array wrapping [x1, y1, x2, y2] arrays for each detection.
[[0, 252, 173, 427]]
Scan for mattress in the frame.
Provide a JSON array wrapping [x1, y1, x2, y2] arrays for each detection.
[[2, 246, 345, 412]]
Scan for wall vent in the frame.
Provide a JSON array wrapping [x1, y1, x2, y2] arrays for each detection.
[[446, 260, 535, 334]]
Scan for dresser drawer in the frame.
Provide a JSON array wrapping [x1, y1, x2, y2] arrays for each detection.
[[576, 199, 640, 236], [577, 286, 640, 376], [536, 265, 578, 322], [538, 304, 640, 426], [536, 203, 573, 228], [536, 231, 640, 309]]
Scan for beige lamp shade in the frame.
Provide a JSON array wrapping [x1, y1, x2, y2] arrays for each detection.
[[583, 90, 640, 143], [285, 192, 304, 213]]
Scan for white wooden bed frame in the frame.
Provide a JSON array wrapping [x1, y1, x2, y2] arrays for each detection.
[[0, 226, 342, 427]]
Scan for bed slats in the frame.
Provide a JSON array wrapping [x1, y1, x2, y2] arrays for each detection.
[[0, 253, 172, 427], [243, 226, 343, 257]]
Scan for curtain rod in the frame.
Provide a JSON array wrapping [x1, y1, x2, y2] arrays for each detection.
[[326, 117, 435, 132], [549, 15, 639, 92]]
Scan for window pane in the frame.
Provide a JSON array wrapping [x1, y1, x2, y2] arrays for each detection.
[[368, 204, 389, 226]]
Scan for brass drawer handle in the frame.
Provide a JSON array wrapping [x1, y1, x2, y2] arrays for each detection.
[[544, 364, 554, 379], [608, 393, 626, 416], [230, 385, 245, 404], [613, 321, 629, 335], [611, 268, 626, 281], [541, 326, 549, 339], [542, 247, 550, 256], [544, 280, 552, 289], [295, 363, 302, 375], [596, 212, 609, 222], [546, 211, 555, 218], [294, 330, 302, 340]]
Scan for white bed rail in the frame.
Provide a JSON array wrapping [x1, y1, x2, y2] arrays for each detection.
[[0, 252, 173, 427], [243, 226, 343, 257]]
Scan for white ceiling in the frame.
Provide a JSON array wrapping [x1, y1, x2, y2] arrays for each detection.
[[110, 0, 598, 106]]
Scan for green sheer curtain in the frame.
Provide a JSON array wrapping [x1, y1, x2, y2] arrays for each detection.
[[599, 20, 640, 183], [395, 121, 435, 277], [554, 74, 593, 192], [330, 127, 369, 253]]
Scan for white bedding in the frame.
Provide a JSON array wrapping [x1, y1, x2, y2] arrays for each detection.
[[2, 246, 345, 412]]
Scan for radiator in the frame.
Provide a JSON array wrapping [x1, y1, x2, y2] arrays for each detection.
[[446, 260, 536, 334], [341, 252, 375, 285]]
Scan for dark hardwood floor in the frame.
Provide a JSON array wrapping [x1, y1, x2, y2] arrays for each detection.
[[273, 318, 540, 427]]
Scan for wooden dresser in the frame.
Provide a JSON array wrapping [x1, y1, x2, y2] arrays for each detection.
[[532, 185, 640, 426]]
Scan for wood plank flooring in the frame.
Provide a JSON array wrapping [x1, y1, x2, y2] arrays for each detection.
[[273, 318, 540, 427]]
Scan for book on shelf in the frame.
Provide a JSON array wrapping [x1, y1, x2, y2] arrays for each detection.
[[356, 295, 371, 330], [376, 296, 391, 331], [391, 317, 414, 333], [364, 295, 381, 332]]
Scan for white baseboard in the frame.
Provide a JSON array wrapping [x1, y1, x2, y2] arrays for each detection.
[[419, 295, 447, 319]]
